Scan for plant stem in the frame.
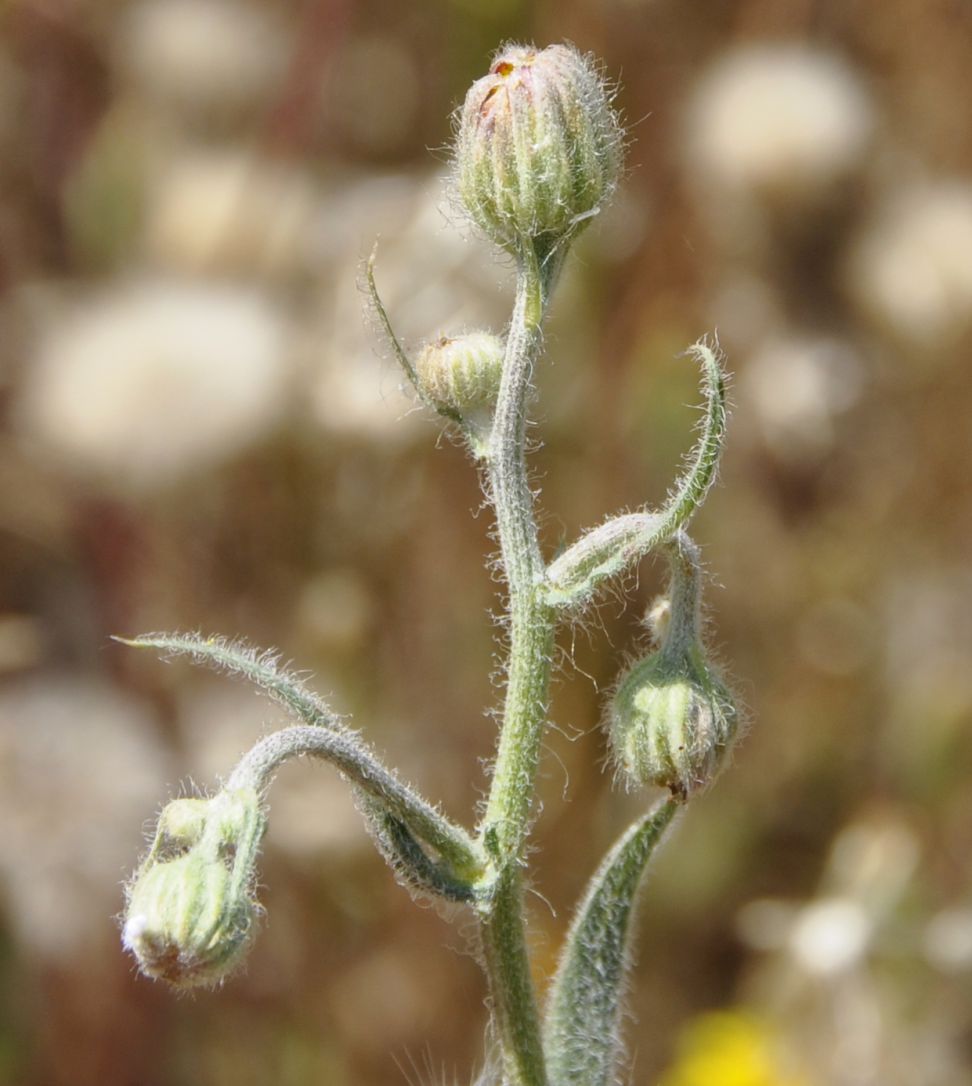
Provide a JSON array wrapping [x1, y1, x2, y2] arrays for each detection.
[[227, 725, 482, 878], [477, 245, 554, 1086]]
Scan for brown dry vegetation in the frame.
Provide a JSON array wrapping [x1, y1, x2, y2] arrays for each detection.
[[1, 2, 971, 1084]]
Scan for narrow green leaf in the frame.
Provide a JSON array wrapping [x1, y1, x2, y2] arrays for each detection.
[[364, 243, 466, 427], [543, 798, 679, 1086], [114, 632, 343, 729]]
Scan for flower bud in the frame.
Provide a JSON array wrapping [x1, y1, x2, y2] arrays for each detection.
[[609, 645, 737, 798], [123, 788, 265, 988], [455, 43, 623, 253], [156, 797, 210, 850], [416, 331, 504, 416]]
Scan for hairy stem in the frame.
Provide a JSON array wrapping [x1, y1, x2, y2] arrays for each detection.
[[476, 244, 554, 1086], [228, 725, 483, 881], [542, 340, 728, 609], [658, 531, 703, 660]]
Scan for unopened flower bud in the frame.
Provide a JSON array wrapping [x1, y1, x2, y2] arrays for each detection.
[[416, 331, 505, 454], [609, 537, 738, 798], [455, 43, 623, 253], [123, 788, 265, 988], [417, 331, 504, 415], [156, 797, 210, 849], [609, 645, 737, 798]]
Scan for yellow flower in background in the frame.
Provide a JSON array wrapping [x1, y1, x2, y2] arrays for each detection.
[[660, 1011, 815, 1086]]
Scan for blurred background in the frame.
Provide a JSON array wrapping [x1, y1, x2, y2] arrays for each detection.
[[1, 1, 971, 1083]]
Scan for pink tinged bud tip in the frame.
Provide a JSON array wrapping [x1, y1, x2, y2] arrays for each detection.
[[455, 43, 623, 253]]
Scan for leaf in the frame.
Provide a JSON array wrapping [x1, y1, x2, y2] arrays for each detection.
[[543, 798, 679, 1086]]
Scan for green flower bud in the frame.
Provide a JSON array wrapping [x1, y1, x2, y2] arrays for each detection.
[[156, 797, 209, 851], [455, 43, 623, 254], [609, 644, 737, 799], [123, 851, 255, 986], [123, 788, 265, 988], [609, 537, 738, 798], [416, 331, 505, 441]]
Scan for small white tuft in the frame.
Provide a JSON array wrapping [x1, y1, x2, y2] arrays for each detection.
[[122, 913, 149, 951]]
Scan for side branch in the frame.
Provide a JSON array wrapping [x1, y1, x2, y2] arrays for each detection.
[[541, 339, 728, 610], [227, 726, 482, 879], [361, 798, 480, 903], [117, 633, 483, 881]]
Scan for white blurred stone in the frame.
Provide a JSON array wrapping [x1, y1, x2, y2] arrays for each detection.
[[117, 0, 290, 116], [740, 818, 919, 978], [687, 46, 873, 203], [20, 278, 292, 490], [789, 898, 871, 976], [0, 674, 172, 959], [144, 149, 320, 278], [847, 182, 972, 348], [742, 334, 863, 463]]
